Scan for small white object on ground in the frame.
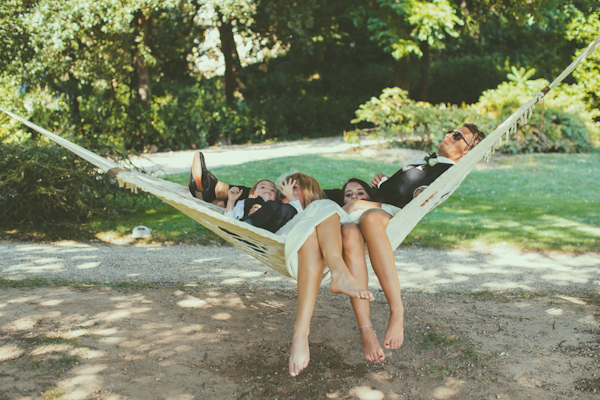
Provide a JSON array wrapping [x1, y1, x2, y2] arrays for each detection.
[[132, 225, 152, 238]]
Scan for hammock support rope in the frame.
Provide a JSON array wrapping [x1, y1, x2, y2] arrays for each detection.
[[2, 34, 599, 278]]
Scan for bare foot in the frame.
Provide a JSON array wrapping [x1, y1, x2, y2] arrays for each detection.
[[383, 310, 404, 350], [289, 333, 310, 377], [329, 271, 375, 301], [359, 325, 385, 362]]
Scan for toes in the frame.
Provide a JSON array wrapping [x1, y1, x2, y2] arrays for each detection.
[[357, 291, 374, 301]]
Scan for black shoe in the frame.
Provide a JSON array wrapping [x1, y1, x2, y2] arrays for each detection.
[[189, 152, 211, 198], [201, 171, 219, 203]]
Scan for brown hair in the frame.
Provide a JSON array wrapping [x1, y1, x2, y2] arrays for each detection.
[[462, 123, 486, 150], [249, 179, 280, 201], [285, 172, 325, 206], [342, 178, 373, 200]]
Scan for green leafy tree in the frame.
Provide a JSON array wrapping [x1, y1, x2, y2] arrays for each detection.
[[3, 0, 204, 150], [566, 8, 600, 124], [429, 0, 597, 104], [354, 0, 463, 100]]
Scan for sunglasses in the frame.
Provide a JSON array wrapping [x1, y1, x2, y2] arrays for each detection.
[[446, 129, 470, 147]]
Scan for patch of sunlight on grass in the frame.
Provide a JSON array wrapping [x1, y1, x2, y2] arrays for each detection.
[[542, 215, 600, 236]]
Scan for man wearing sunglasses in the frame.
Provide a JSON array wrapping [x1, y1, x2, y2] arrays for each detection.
[[364, 123, 486, 208]]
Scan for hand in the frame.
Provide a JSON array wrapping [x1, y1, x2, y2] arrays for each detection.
[[370, 173, 387, 188], [413, 187, 426, 197], [343, 199, 382, 214], [278, 178, 297, 202], [227, 186, 243, 202], [342, 199, 358, 214], [248, 204, 262, 216]]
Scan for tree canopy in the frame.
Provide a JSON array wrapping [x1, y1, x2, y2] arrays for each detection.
[[1, 0, 598, 151]]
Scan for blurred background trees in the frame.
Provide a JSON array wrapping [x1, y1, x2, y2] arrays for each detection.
[[0, 0, 598, 152]]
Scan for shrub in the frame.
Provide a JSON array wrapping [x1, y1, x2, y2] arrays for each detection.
[[0, 139, 144, 226], [477, 77, 597, 153], [349, 87, 487, 152], [350, 74, 598, 153]]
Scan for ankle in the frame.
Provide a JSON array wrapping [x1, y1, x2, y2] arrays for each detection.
[[293, 326, 310, 340], [389, 307, 405, 319]]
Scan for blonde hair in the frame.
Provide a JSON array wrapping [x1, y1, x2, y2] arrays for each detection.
[[249, 179, 281, 201], [286, 172, 325, 206]]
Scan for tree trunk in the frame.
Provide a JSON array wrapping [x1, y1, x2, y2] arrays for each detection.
[[131, 12, 152, 106], [65, 71, 83, 135], [393, 57, 411, 92], [418, 41, 430, 102], [217, 10, 245, 107]]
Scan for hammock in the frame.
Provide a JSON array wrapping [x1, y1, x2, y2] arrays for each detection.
[[2, 35, 599, 278]]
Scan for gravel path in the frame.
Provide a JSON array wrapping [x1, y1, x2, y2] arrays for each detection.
[[2, 241, 598, 296]]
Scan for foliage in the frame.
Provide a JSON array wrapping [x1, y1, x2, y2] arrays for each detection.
[[354, 0, 462, 60], [0, 139, 146, 226], [566, 8, 600, 123], [477, 77, 597, 153], [1, 0, 598, 151], [1, 0, 205, 151], [350, 87, 483, 151], [351, 67, 598, 153], [431, 0, 589, 104], [242, 1, 395, 140]]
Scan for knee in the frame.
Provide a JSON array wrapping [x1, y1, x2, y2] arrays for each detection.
[[342, 223, 364, 248], [359, 209, 390, 233], [301, 232, 320, 253]]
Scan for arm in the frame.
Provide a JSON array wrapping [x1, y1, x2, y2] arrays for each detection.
[[225, 187, 244, 218], [343, 199, 383, 214]]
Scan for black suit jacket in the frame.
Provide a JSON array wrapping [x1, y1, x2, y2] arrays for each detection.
[[325, 163, 452, 208]]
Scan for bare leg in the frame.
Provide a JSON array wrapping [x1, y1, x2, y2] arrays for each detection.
[[289, 232, 325, 377], [316, 215, 374, 301], [359, 209, 404, 350], [342, 223, 385, 362]]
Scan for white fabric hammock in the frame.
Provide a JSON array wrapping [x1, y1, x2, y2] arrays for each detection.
[[2, 34, 599, 278]]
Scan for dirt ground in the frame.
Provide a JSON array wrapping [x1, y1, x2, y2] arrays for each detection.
[[0, 286, 598, 400]]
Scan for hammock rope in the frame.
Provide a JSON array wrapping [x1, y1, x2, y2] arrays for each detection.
[[2, 34, 599, 278]]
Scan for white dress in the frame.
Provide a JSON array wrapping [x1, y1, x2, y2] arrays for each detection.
[[276, 199, 401, 281]]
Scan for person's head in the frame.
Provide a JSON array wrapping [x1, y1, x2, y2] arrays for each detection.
[[248, 179, 278, 202], [285, 172, 325, 208], [342, 178, 372, 204], [437, 123, 486, 162]]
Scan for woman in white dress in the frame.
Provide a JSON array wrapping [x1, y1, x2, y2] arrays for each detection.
[[276, 173, 377, 377]]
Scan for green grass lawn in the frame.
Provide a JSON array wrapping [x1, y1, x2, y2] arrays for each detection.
[[3, 152, 598, 252]]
